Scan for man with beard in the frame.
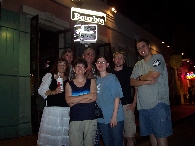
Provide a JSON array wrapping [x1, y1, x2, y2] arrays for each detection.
[[111, 51, 136, 146]]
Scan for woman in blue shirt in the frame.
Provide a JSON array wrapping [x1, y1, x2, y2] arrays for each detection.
[[95, 55, 124, 146]]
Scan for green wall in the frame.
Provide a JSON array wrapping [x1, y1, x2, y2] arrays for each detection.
[[0, 9, 31, 139]]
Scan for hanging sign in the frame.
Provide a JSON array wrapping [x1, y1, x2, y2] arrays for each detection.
[[74, 24, 97, 43], [71, 7, 106, 25]]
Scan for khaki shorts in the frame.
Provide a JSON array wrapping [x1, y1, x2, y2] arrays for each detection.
[[123, 104, 136, 138], [69, 119, 97, 146]]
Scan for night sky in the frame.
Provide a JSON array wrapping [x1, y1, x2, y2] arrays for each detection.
[[107, 0, 195, 61]]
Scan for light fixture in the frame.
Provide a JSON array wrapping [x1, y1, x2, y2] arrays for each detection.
[[162, 42, 164, 43], [111, 7, 117, 13], [182, 53, 184, 55], [167, 46, 170, 47]]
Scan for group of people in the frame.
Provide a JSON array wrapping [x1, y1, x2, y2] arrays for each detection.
[[37, 38, 173, 146]]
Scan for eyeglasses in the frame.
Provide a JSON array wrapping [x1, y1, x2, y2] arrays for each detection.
[[96, 61, 107, 64]]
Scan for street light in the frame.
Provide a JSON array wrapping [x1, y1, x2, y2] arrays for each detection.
[[111, 7, 117, 13]]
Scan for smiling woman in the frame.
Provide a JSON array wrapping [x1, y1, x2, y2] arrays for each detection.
[[65, 57, 97, 146], [95, 55, 125, 146], [37, 57, 70, 146]]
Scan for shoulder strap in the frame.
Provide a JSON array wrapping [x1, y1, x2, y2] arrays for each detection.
[[68, 80, 74, 87]]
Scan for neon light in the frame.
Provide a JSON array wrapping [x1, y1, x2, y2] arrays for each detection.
[[186, 72, 195, 79], [71, 7, 106, 25], [74, 24, 97, 43]]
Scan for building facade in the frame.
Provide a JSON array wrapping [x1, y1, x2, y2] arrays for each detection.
[[0, 0, 177, 139]]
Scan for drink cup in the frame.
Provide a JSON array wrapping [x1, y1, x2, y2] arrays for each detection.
[[57, 77, 64, 91]]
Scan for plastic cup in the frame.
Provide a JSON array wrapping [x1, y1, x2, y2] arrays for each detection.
[[57, 77, 64, 91]]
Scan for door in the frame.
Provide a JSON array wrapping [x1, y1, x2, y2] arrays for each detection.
[[57, 28, 73, 57], [30, 14, 40, 133], [30, 15, 66, 133], [95, 43, 113, 68]]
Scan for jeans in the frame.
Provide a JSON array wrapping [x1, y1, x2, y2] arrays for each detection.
[[98, 120, 124, 146]]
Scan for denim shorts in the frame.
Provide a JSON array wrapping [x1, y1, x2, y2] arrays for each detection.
[[139, 103, 173, 138]]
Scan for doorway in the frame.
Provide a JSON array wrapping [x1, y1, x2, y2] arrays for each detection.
[[39, 28, 59, 79], [30, 18, 60, 133]]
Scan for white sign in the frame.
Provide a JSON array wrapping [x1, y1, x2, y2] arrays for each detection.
[[74, 24, 97, 43], [71, 7, 106, 25]]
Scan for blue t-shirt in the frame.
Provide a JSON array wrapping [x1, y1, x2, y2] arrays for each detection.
[[96, 73, 124, 124]]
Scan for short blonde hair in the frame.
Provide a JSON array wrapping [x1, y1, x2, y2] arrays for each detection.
[[113, 51, 126, 59]]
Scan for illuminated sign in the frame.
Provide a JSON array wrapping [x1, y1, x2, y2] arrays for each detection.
[[71, 7, 106, 25], [74, 24, 97, 43], [186, 72, 195, 79]]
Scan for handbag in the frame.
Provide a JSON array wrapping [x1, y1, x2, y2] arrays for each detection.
[[95, 102, 103, 118]]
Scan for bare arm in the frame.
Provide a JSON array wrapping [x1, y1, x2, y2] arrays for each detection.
[[130, 78, 156, 87], [65, 79, 97, 106], [110, 97, 120, 128], [79, 79, 97, 103], [130, 71, 159, 87], [127, 87, 137, 112], [139, 71, 160, 81], [132, 87, 137, 106]]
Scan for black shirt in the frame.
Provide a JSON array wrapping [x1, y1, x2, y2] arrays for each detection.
[[68, 78, 96, 122], [47, 74, 69, 107], [111, 67, 133, 105]]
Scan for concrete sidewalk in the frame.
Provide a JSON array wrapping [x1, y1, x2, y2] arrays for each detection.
[[0, 104, 195, 146]]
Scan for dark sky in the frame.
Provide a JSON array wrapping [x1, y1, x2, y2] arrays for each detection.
[[107, 0, 195, 55]]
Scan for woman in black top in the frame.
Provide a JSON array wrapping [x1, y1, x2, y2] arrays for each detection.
[[37, 58, 70, 146], [65, 57, 97, 146]]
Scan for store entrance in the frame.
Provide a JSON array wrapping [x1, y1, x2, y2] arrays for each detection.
[[39, 28, 59, 79], [30, 15, 61, 133]]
